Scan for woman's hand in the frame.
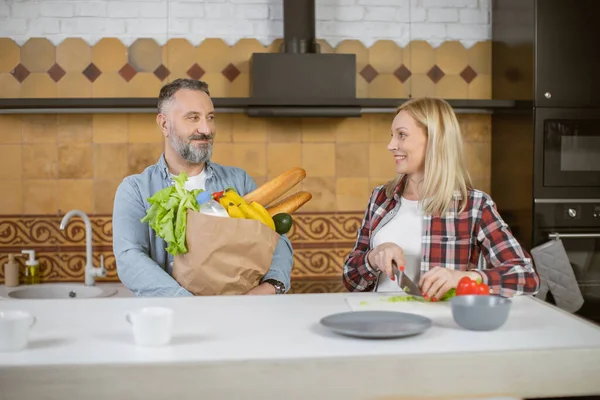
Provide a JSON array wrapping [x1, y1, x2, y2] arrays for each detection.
[[419, 267, 480, 301], [367, 242, 406, 281]]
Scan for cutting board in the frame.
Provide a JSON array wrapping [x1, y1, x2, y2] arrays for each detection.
[[345, 294, 453, 321]]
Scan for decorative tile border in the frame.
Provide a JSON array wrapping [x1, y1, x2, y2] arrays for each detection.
[[0, 38, 492, 99], [0, 213, 362, 288]]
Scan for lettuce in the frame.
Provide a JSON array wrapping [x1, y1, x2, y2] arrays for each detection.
[[141, 172, 203, 256]]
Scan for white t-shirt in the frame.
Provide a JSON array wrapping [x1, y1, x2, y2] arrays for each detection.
[[172, 169, 207, 192], [372, 197, 424, 293]]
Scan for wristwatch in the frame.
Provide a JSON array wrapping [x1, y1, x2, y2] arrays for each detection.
[[264, 279, 286, 294]]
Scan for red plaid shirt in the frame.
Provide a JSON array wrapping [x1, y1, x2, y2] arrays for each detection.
[[343, 183, 540, 297]]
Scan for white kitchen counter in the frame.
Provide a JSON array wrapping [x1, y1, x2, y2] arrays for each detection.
[[1, 292, 599, 400]]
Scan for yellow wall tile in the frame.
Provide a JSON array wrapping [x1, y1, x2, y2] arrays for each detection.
[[302, 143, 335, 178], [369, 177, 391, 191], [0, 38, 19, 73], [267, 119, 302, 143], [232, 114, 267, 142], [128, 39, 162, 73], [57, 115, 92, 144], [0, 74, 20, 98], [356, 73, 368, 98], [369, 40, 403, 74], [232, 143, 266, 177], [201, 72, 229, 98], [336, 143, 369, 178], [434, 41, 468, 75], [0, 179, 22, 214], [57, 73, 93, 98], [94, 179, 121, 214], [369, 114, 392, 142], [128, 143, 163, 175], [335, 117, 369, 143], [128, 114, 162, 143], [23, 179, 58, 214], [93, 114, 128, 143], [163, 39, 196, 78], [369, 74, 407, 98], [21, 38, 55, 73], [0, 145, 21, 179], [267, 143, 302, 179], [195, 39, 231, 74], [22, 115, 57, 144], [369, 142, 394, 179], [56, 38, 91, 73], [336, 177, 370, 211], [300, 177, 336, 212], [94, 144, 129, 179], [93, 73, 132, 98], [464, 141, 491, 183], [92, 38, 127, 72], [214, 114, 233, 143], [468, 41, 491, 75], [435, 75, 469, 99], [0, 115, 22, 144], [22, 144, 58, 179], [469, 74, 492, 99], [127, 73, 162, 98], [58, 179, 94, 214], [211, 143, 234, 166], [58, 144, 93, 179], [230, 73, 250, 97], [462, 114, 491, 143], [405, 41, 434, 75], [21, 73, 57, 98], [409, 74, 436, 98], [301, 118, 337, 142]]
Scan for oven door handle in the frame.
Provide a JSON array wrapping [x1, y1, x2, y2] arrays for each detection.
[[548, 232, 600, 240]]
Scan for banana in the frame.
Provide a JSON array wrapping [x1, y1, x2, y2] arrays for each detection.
[[218, 196, 231, 210], [224, 189, 245, 206], [238, 203, 274, 230], [249, 201, 275, 230], [227, 203, 246, 219]]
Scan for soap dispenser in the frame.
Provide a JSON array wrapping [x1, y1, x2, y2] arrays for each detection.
[[3, 254, 22, 287], [21, 250, 40, 285]]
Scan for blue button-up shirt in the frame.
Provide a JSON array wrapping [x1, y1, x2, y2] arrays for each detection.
[[112, 154, 294, 297]]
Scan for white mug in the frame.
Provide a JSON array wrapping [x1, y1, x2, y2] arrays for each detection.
[[126, 307, 173, 346], [0, 310, 36, 352]]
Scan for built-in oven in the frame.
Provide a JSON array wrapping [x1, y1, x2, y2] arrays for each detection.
[[534, 107, 600, 199], [533, 199, 600, 323]]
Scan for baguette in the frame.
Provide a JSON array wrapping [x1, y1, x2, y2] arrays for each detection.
[[267, 191, 312, 216], [244, 167, 306, 207]]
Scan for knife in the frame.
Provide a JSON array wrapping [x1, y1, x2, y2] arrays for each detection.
[[392, 261, 423, 298]]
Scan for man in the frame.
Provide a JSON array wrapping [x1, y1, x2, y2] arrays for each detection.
[[112, 79, 293, 297]]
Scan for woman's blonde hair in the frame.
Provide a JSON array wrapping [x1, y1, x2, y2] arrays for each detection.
[[384, 97, 473, 216]]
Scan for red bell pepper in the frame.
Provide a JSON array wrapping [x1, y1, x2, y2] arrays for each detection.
[[456, 276, 490, 296], [212, 190, 225, 201]]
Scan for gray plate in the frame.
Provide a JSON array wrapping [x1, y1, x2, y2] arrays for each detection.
[[320, 311, 432, 339]]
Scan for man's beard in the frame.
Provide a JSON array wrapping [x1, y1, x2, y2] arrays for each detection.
[[169, 128, 213, 164]]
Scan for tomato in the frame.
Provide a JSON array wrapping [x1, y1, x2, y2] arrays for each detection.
[[456, 276, 490, 296]]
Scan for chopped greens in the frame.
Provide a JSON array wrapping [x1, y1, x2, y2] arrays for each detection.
[[141, 172, 203, 256]]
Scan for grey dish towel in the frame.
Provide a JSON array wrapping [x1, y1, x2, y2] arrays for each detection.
[[531, 238, 584, 313]]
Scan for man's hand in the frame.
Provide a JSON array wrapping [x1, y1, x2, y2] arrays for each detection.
[[246, 282, 277, 295], [419, 267, 480, 301]]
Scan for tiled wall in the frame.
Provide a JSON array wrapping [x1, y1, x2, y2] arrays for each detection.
[[0, 36, 492, 290], [0, 112, 491, 216], [0, 38, 491, 99]]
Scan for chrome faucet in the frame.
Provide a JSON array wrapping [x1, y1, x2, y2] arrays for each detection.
[[59, 209, 106, 286]]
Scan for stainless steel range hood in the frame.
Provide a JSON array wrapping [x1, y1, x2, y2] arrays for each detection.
[[248, 0, 359, 117]]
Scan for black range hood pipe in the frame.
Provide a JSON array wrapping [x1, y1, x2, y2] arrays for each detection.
[[282, 0, 317, 54]]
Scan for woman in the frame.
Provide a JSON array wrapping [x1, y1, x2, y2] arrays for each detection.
[[343, 97, 540, 300]]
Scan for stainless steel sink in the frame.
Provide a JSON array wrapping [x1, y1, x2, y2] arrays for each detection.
[[7, 284, 118, 299]]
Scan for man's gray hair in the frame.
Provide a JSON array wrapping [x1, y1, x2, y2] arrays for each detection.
[[157, 78, 210, 114]]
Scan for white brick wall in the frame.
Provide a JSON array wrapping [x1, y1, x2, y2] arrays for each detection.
[[0, 0, 491, 48]]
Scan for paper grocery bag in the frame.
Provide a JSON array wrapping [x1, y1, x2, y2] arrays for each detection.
[[173, 211, 281, 296]]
